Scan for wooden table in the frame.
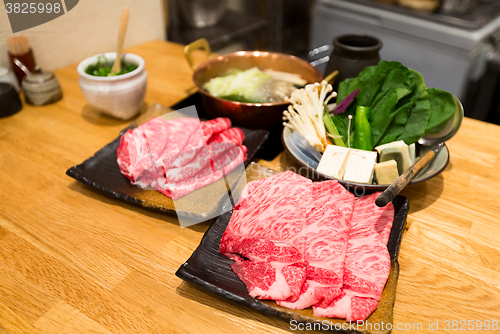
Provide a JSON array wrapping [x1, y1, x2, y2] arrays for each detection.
[[1, 40, 499, 334]]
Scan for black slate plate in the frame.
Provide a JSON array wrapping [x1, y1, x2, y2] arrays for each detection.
[[66, 99, 270, 219], [176, 166, 409, 334]]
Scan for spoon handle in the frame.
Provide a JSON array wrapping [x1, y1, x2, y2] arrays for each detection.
[[13, 58, 31, 76], [111, 8, 130, 73], [375, 149, 436, 207]]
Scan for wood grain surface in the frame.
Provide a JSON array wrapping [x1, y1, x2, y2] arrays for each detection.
[[1, 40, 500, 334]]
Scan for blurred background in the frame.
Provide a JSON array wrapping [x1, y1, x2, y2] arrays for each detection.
[[1, 0, 500, 124], [167, 0, 500, 126]]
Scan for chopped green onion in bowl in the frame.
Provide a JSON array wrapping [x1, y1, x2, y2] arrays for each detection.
[[84, 55, 138, 77]]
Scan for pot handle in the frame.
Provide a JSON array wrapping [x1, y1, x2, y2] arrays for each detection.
[[184, 38, 212, 71], [308, 44, 332, 68]]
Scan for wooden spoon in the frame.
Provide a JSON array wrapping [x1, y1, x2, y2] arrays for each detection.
[[111, 8, 130, 74]]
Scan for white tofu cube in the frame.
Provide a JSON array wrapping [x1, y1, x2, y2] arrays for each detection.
[[317, 145, 351, 180], [343, 149, 377, 184]]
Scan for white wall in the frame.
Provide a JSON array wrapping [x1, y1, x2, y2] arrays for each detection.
[[0, 0, 167, 71]]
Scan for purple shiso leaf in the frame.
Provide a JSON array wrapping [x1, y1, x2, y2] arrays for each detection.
[[332, 88, 360, 114]]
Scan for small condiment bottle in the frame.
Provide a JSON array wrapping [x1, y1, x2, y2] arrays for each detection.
[[22, 66, 63, 106], [7, 36, 36, 85]]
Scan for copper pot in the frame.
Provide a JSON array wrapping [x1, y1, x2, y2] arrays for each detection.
[[185, 39, 323, 129]]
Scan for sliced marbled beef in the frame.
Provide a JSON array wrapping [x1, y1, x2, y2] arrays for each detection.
[[154, 118, 204, 174], [153, 145, 245, 200], [165, 130, 246, 184], [277, 180, 354, 310], [219, 171, 311, 300], [117, 116, 246, 199], [313, 192, 394, 321], [117, 117, 201, 188], [201, 117, 231, 142], [208, 128, 245, 146], [219, 172, 396, 321], [154, 143, 246, 200]]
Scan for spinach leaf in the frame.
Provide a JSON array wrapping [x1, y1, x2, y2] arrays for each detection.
[[378, 99, 413, 145], [396, 69, 430, 145], [368, 65, 413, 145], [333, 77, 359, 144], [359, 61, 407, 107], [337, 77, 359, 102], [425, 87, 456, 133], [357, 65, 384, 106], [378, 68, 419, 145]]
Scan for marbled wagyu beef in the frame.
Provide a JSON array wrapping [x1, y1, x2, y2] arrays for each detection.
[[219, 171, 311, 300], [219, 171, 394, 321], [117, 116, 246, 199], [278, 180, 354, 310], [314, 193, 394, 321]]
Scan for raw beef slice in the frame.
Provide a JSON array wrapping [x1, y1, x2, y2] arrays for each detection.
[[208, 127, 245, 146], [277, 180, 355, 310], [154, 144, 246, 200], [117, 117, 201, 188], [314, 192, 394, 321], [116, 117, 171, 187], [117, 116, 247, 199], [201, 117, 231, 142], [219, 171, 311, 301]]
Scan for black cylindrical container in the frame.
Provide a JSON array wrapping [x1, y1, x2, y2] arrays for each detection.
[[324, 34, 383, 90], [0, 83, 23, 118]]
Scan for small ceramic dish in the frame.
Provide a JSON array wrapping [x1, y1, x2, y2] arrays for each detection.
[[282, 126, 450, 192], [77, 52, 147, 120]]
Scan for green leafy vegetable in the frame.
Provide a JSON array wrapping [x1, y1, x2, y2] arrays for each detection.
[[337, 77, 359, 102], [323, 112, 346, 147], [395, 69, 430, 145], [204, 67, 271, 103], [85, 55, 138, 77], [367, 65, 412, 145], [331, 77, 358, 144], [425, 88, 456, 132], [333, 61, 455, 148], [203, 67, 304, 104], [216, 94, 262, 103]]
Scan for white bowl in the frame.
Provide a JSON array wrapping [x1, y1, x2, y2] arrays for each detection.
[[77, 52, 147, 120]]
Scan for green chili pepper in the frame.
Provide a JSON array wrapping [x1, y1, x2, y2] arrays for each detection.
[[353, 106, 373, 151]]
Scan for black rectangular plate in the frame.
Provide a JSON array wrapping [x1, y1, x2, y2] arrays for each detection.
[[66, 97, 270, 219], [176, 188, 409, 334]]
